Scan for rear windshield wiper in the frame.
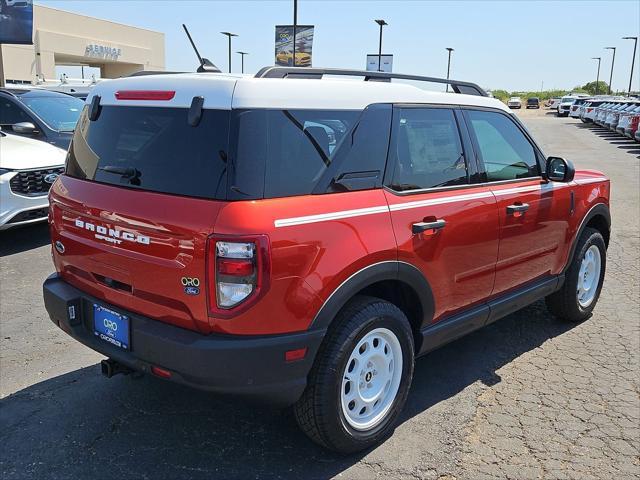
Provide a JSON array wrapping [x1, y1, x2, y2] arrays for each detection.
[[98, 165, 139, 177], [98, 165, 142, 185]]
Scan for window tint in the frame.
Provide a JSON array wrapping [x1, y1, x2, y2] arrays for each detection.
[[390, 107, 467, 191], [0, 98, 33, 125], [466, 110, 539, 181], [231, 109, 359, 199], [327, 104, 392, 192], [66, 106, 229, 200]]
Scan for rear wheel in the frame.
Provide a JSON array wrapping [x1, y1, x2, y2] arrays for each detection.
[[294, 296, 414, 453], [546, 227, 606, 322]]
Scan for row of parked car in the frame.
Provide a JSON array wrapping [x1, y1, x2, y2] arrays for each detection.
[[545, 94, 591, 117], [0, 86, 85, 230], [577, 98, 640, 141]]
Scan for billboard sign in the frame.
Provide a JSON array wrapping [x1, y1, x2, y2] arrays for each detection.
[[366, 54, 393, 73], [275, 25, 314, 67], [0, 0, 33, 45]]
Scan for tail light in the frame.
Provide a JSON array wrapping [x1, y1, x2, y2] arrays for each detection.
[[206, 235, 271, 317], [587, 108, 593, 113]]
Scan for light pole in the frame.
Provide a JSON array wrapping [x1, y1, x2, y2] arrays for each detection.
[[374, 19, 387, 72], [622, 36, 638, 96], [220, 32, 238, 73], [237, 51, 248, 74], [292, 0, 298, 67], [604, 47, 616, 95], [592, 57, 601, 96], [445, 47, 454, 92]]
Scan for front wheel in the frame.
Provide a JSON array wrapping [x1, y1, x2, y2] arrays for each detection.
[[294, 296, 415, 453], [546, 227, 606, 322]]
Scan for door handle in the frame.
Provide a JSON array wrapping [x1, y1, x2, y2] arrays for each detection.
[[412, 219, 446, 235], [506, 203, 530, 217]]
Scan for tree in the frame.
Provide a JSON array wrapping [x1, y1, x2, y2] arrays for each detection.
[[491, 89, 510, 101], [581, 81, 609, 95]]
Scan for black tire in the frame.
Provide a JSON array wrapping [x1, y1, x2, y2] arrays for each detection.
[[294, 295, 415, 453], [546, 227, 606, 322]]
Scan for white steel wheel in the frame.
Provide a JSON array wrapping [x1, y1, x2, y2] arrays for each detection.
[[577, 245, 602, 308], [340, 327, 403, 431]]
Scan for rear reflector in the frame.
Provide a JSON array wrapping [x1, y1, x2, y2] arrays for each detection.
[[218, 258, 253, 276], [285, 347, 307, 362], [115, 90, 176, 101], [150, 366, 172, 378]]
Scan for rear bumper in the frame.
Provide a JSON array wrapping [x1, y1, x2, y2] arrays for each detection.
[[43, 274, 324, 406]]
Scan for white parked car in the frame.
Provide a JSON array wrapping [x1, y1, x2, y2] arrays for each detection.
[[557, 94, 589, 117], [569, 98, 589, 118], [557, 96, 576, 117], [507, 97, 522, 109], [581, 100, 606, 123], [0, 131, 66, 230]]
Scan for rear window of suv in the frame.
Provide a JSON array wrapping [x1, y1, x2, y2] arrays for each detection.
[[67, 104, 392, 201], [66, 106, 230, 200]]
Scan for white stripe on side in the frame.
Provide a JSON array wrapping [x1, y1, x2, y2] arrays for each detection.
[[273, 181, 584, 228], [274, 205, 389, 228], [388, 190, 493, 212], [575, 177, 608, 185]]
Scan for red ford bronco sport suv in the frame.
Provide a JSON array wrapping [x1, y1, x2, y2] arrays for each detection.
[[43, 67, 610, 453]]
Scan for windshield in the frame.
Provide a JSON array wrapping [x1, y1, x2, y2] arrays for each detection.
[[21, 95, 84, 131], [561, 97, 575, 104]]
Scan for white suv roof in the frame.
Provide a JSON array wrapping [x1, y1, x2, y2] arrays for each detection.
[[87, 71, 510, 112]]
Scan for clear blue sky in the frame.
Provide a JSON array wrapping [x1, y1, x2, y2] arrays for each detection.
[[40, 0, 640, 92]]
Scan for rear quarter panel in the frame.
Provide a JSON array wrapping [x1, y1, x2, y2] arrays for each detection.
[[212, 189, 397, 335]]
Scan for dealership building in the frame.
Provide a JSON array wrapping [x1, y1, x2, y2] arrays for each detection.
[[0, 5, 165, 84]]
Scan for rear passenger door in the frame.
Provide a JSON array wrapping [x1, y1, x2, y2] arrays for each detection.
[[463, 108, 571, 296], [383, 106, 499, 323]]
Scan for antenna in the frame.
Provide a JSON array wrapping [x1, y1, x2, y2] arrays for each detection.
[[182, 24, 221, 73]]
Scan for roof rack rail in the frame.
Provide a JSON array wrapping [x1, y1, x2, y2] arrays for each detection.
[[254, 66, 488, 97], [127, 71, 186, 77]]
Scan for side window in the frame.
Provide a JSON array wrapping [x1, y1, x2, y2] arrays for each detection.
[[465, 110, 539, 181], [327, 104, 392, 192], [0, 98, 33, 125], [263, 110, 358, 198], [390, 107, 467, 191], [231, 109, 359, 199]]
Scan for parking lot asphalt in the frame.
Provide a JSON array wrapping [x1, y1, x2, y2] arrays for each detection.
[[1, 109, 638, 480]]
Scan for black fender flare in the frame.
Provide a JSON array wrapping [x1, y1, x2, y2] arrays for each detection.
[[562, 202, 611, 274], [309, 260, 435, 332]]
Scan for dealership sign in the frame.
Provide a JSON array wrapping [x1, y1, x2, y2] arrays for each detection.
[[85, 44, 122, 60], [366, 54, 393, 73], [275, 25, 314, 67], [0, 1, 33, 45]]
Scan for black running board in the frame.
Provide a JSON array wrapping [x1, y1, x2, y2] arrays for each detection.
[[418, 275, 563, 356]]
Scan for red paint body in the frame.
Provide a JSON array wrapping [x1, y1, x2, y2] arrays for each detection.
[[49, 170, 609, 336]]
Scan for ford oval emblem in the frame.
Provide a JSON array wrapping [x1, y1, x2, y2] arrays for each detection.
[[184, 286, 200, 296], [54, 241, 65, 254], [44, 173, 59, 184]]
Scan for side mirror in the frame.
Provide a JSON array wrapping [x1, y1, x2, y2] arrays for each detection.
[[546, 156, 575, 183], [12, 122, 39, 135]]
